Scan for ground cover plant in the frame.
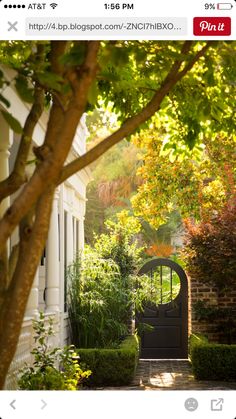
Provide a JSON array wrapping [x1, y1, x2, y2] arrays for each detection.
[[18, 312, 91, 390]]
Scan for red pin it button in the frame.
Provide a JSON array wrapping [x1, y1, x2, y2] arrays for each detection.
[[193, 17, 231, 35]]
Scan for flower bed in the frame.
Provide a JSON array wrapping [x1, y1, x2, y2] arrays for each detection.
[[77, 335, 139, 387], [190, 334, 236, 381]]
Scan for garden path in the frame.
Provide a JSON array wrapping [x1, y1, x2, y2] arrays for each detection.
[[95, 360, 236, 390]]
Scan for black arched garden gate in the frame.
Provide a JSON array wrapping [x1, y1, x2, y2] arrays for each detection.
[[136, 258, 188, 359]]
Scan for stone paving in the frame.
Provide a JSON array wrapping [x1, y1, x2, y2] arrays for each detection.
[[97, 359, 236, 390]]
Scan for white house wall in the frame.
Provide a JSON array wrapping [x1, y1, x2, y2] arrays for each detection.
[[2, 74, 91, 389]]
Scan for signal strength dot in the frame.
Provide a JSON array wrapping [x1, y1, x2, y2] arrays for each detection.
[[50, 2, 58, 8]]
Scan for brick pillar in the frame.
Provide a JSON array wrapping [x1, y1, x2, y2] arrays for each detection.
[[190, 275, 236, 343]]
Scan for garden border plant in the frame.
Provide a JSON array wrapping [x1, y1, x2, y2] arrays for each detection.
[[77, 334, 139, 387], [189, 334, 236, 381], [18, 312, 91, 390]]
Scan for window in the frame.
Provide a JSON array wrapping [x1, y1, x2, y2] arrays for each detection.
[[64, 210, 67, 312], [41, 247, 46, 266], [76, 219, 80, 255], [72, 216, 80, 257]]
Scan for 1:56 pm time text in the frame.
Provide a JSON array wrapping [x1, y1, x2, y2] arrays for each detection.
[[104, 3, 134, 9]]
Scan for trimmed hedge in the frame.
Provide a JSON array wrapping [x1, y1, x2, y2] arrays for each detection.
[[77, 335, 139, 387], [190, 334, 236, 381]]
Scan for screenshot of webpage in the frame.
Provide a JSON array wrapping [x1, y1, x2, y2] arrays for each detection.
[[0, 1, 235, 418], [0, 0, 235, 39]]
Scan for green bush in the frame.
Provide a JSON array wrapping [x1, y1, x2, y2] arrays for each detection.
[[190, 334, 236, 381], [77, 335, 139, 387], [18, 312, 91, 390]]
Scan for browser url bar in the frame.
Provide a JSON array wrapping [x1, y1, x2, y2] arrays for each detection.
[[26, 17, 187, 37]]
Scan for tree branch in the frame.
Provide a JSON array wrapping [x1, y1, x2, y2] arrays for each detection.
[[0, 246, 8, 294], [41, 41, 69, 151], [0, 88, 44, 203], [8, 243, 19, 282], [50, 41, 68, 74], [66, 41, 100, 97], [59, 42, 212, 184], [177, 42, 214, 80]]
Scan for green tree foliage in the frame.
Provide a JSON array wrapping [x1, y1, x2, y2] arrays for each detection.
[[85, 122, 184, 253], [141, 211, 182, 251], [93, 211, 142, 276], [132, 131, 236, 228], [85, 139, 141, 243]]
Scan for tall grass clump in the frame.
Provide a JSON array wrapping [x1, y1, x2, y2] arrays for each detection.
[[67, 212, 151, 348], [68, 249, 131, 348]]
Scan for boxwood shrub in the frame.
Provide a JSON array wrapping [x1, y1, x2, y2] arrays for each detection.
[[190, 334, 236, 381], [77, 335, 139, 387]]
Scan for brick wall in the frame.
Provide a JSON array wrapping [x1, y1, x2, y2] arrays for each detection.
[[189, 275, 236, 343]]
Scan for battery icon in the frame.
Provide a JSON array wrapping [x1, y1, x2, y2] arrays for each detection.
[[217, 3, 233, 9]]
